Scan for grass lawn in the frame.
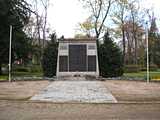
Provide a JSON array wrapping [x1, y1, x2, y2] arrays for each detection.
[[0, 72, 43, 81], [12, 72, 43, 77], [1, 68, 160, 81], [0, 65, 43, 81], [124, 71, 160, 81], [0, 75, 8, 81]]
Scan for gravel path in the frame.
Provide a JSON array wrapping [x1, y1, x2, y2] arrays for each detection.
[[31, 81, 117, 103]]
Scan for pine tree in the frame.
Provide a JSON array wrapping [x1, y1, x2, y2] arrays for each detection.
[[99, 32, 123, 77], [42, 33, 58, 77], [0, 0, 31, 74], [153, 34, 160, 67], [148, 17, 160, 67]]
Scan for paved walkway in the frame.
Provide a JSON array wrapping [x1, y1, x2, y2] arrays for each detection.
[[31, 78, 117, 103]]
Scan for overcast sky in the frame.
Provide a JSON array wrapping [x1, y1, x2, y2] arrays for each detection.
[[47, 0, 89, 38], [47, 0, 160, 38]]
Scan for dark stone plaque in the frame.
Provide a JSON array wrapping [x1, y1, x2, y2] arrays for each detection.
[[88, 56, 96, 71], [69, 45, 87, 72], [59, 56, 68, 72]]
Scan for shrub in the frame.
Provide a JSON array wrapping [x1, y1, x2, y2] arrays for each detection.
[[99, 32, 124, 77], [140, 64, 158, 71], [13, 66, 29, 72], [150, 64, 158, 71], [140, 67, 147, 71], [29, 65, 42, 73], [124, 65, 140, 73]]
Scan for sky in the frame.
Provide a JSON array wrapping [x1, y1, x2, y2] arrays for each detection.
[[48, 0, 90, 38], [47, 0, 160, 38]]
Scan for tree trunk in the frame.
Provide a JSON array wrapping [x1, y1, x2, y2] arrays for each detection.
[[134, 33, 137, 65], [122, 26, 126, 65], [36, 15, 41, 46], [133, 24, 137, 65]]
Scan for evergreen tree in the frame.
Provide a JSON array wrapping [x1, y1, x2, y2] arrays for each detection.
[[99, 32, 123, 77], [42, 33, 58, 77], [148, 17, 157, 64], [0, 0, 31, 74], [148, 17, 160, 67], [153, 34, 160, 67]]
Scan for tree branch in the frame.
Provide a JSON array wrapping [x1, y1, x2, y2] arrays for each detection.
[[98, 0, 111, 36]]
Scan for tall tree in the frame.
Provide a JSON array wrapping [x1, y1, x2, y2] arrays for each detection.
[[42, 33, 58, 77], [80, 0, 114, 39], [112, 0, 128, 64], [24, 0, 51, 65], [153, 34, 160, 67], [40, 0, 50, 50], [129, 1, 139, 65], [124, 20, 145, 65], [76, 16, 95, 37], [148, 13, 159, 65], [99, 32, 123, 77], [0, 0, 31, 74], [75, 16, 106, 37]]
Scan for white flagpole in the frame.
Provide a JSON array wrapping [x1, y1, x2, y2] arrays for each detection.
[[9, 25, 12, 82], [146, 22, 149, 83]]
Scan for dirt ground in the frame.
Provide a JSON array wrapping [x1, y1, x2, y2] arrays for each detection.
[[104, 80, 160, 102], [0, 80, 160, 102], [0, 80, 50, 100], [0, 80, 160, 120], [0, 101, 160, 120]]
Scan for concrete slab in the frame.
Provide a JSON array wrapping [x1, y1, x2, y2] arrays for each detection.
[[30, 80, 117, 103]]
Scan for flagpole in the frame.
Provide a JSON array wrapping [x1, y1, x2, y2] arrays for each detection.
[[9, 25, 12, 82], [146, 22, 149, 83]]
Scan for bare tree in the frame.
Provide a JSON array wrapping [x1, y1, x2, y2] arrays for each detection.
[[35, 0, 41, 46], [123, 19, 145, 65], [80, 0, 114, 39], [40, 0, 50, 50], [129, 2, 137, 65], [75, 16, 105, 37], [112, 0, 128, 64], [26, 0, 50, 47], [23, 0, 50, 65], [128, 0, 144, 65], [24, 0, 43, 46]]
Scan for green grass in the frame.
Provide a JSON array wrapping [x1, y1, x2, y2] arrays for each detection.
[[12, 72, 43, 77], [0, 75, 8, 81], [0, 71, 43, 81], [1, 68, 160, 81], [0, 65, 43, 80], [124, 71, 160, 80]]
